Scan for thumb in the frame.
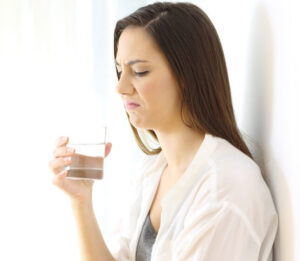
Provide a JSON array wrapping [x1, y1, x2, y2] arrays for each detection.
[[104, 142, 112, 158]]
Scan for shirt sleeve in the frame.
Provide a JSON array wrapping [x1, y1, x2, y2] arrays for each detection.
[[105, 189, 133, 261], [106, 154, 153, 261], [172, 202, 262, 261], [107, 218, 130, 261]]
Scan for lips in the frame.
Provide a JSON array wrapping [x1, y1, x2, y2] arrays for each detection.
[[125, 101, 140, 110]]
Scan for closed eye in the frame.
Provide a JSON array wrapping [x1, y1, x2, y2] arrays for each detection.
[[135, 71, 149, 77], [116, 71, 149, 78]]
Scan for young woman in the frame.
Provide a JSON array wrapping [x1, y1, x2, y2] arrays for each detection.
[[49, 2, 278, 260]]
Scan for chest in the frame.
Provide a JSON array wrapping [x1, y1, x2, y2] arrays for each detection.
[[148, 167, 181, 233]]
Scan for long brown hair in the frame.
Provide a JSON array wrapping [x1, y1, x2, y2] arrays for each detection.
[[114, 1, 253, 159]]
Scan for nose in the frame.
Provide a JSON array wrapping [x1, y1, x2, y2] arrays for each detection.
[[115, 72, 135, 95]]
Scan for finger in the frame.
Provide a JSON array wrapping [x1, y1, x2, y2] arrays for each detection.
[[52, 169, 68, 187], [49, 157, 72, 174], [104, 142, 112, 158], [56, 136, 69, 148], [53, 146, 75, 158]]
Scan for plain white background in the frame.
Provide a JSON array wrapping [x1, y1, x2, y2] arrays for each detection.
[[0, 0, 298, 260]]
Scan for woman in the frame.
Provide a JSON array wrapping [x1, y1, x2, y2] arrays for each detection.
[[49, 2, 278, 260]]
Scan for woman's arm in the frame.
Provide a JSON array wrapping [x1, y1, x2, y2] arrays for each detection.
[[71, 198, 115, 261]]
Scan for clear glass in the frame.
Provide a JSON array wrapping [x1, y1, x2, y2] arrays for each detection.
[[64, 126, 107, 180]]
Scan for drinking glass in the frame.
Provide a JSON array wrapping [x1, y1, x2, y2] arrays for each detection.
[[64, 126, 107, 180]]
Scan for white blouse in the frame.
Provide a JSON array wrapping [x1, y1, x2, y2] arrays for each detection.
[[106, 133, 278, 261]]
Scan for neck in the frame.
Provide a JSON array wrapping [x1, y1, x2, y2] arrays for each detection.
[[155, 123, 205, 178]]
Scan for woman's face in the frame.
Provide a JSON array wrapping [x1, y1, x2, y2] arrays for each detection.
[[115, 26, 182, 132]]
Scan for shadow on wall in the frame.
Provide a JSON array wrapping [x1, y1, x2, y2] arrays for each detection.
[[242, 3, 294, 261]]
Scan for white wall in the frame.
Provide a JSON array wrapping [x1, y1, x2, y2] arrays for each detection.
[[240, 2, 299, 260]]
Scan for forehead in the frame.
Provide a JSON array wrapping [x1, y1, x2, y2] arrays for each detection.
[[116, 27, 162, 64]]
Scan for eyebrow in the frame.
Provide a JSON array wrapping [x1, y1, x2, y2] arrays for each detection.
[[115, 59, 149, 66]]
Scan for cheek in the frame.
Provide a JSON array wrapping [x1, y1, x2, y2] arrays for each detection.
[[136, 74, 181, 113], [137, 79, 158, 105]]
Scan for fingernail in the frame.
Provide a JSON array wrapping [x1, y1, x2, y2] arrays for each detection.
[[64, 157, 71, 162], [59, 170, 68, 176], [61, 137, 67, 142]]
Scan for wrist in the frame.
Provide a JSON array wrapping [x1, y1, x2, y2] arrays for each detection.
[[70, 195, 93, 209]]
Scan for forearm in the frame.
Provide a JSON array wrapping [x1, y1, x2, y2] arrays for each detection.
[[71, 198, 115, 261]]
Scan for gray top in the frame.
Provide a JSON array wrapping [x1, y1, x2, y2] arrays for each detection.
[[136, 211, 158, 261]]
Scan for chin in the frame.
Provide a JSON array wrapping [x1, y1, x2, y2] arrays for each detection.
[[129, 120, 151, 130], [128, 114, 156, 130]]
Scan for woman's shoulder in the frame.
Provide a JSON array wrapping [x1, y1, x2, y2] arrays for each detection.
[[209, 135, 265, 192], [207, 135, 277, 222], [188, 135, 278, 242], [211, 135, 260, 173]]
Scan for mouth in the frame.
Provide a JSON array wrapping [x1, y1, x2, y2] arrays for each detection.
[[125, 103, 140, 110]]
